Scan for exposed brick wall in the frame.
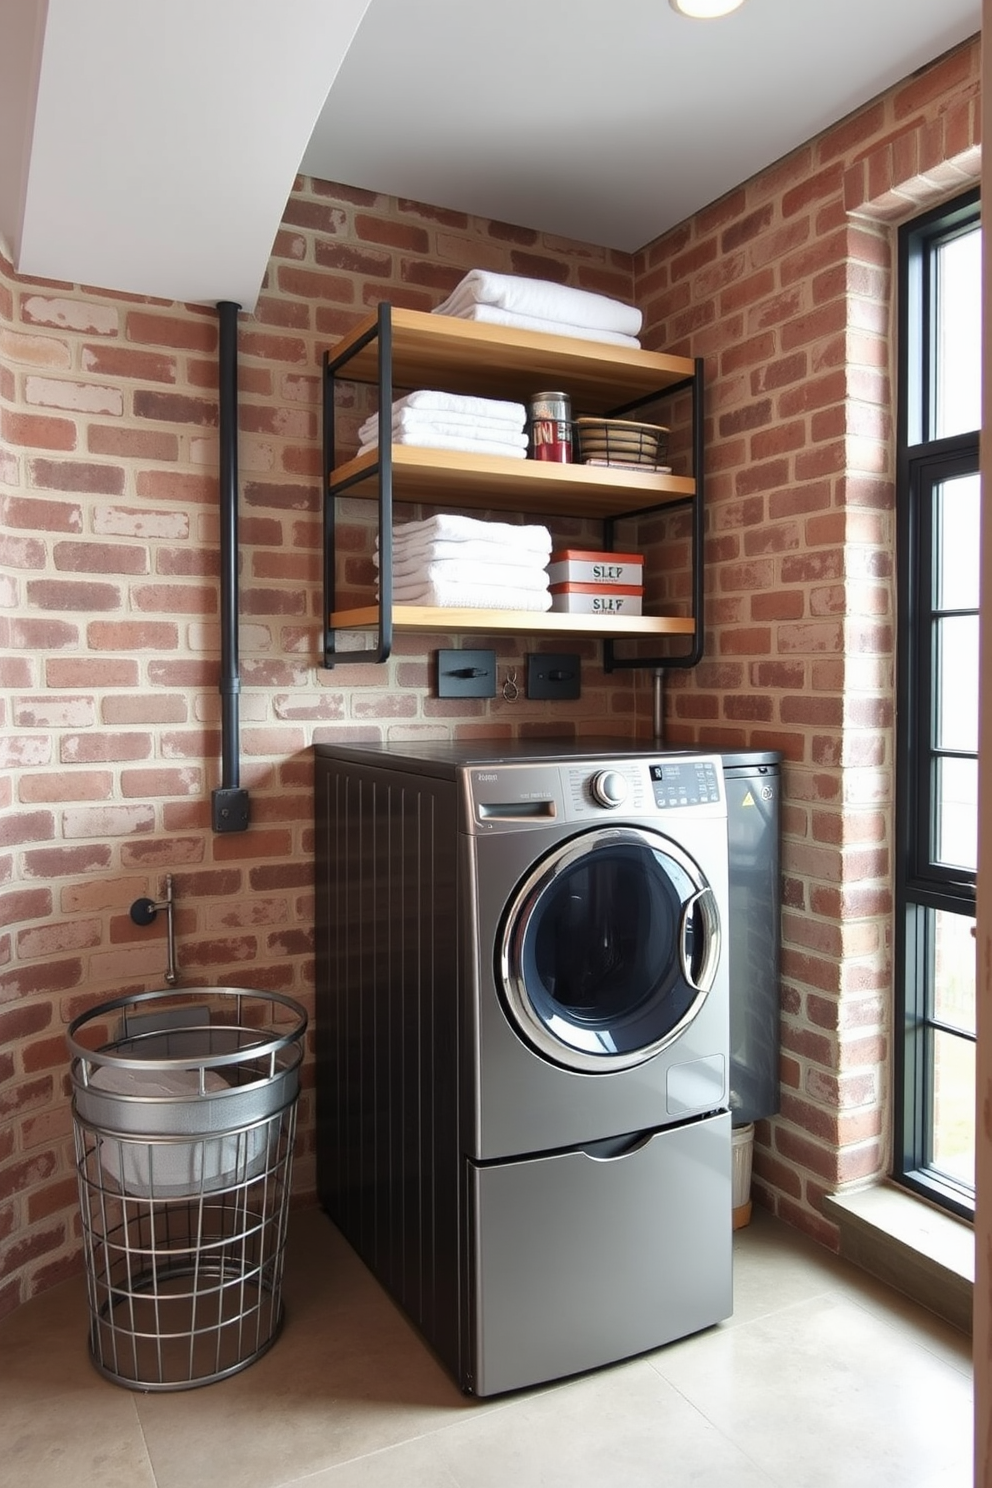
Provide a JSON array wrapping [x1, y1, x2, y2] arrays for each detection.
[[0, 35, 980, 1313], [0, 188, 645, 1314], [634, 36, 980, 1244]]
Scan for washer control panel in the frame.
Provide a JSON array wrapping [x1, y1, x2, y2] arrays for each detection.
[[465, 754, 724, 830], [649, 759, 722, 808]]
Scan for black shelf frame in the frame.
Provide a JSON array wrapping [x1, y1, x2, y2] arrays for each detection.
[[602, 359, 704, 673]]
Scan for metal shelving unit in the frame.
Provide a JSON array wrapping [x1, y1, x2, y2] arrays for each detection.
[[322, 302, 705, 672]]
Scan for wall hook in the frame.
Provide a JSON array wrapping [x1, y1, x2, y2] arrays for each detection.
[[130, 873, 179, 986]]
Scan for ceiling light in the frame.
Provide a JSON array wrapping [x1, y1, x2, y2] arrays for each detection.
[[669, 0, 746, 17]]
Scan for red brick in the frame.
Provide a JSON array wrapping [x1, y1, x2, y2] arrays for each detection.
[[239, 331, 312, 368], [721, 205, 774, 252], [46, 658, 138, 687], [87, 425, 178, 460], [508, 252, 571, 284], [127, 311, 218, 352], [315, 241, 392, 278], [670, 236, 719, 282], [252, 296, 311, 330], [278, 266, 357, 303], [1, 494, 81, 533], [132, 390, 217, 426], [28, 458, 125, 495], [22, 845, 112, 881], [719, 268, 776, 316], [53, 540, 148, 576], [26, 579, 121, 611], [80, 344, 176, 382], [892, 44, 977, 121], [2, 411, 76, 450], [86, 620, 179, 651], [134, 470, 216, 504]]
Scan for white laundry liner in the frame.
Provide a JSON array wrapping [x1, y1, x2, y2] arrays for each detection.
[[732, 1122, 754, 1229], [70, 990, 302, 1200], [84, 1063, 269, 1198]]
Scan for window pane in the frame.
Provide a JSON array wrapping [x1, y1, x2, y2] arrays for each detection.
[[934, 756, 978, 871], [935, 472, 981, 610], [934, 227, 982, 438], [935, 614, 979, 751], [897, 192, 979, 1219], [933, 909, 976, 1034], [931, 1028, 975, 1187]]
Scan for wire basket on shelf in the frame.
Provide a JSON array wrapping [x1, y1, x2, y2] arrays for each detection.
[[574, 416, 670, 469], [68, 986, 307, 1392]]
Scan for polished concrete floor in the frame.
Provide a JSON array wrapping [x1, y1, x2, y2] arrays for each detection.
[[0, 1204, 973, 1488]]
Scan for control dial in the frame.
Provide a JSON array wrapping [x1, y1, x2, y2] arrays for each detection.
[[590, 769, 628, 808]]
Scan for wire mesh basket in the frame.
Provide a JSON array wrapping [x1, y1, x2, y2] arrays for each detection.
[[68, 986, 307, 1391], [574, 416, 670, 468]]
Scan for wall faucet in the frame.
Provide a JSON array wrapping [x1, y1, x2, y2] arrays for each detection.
[[129, 873, 179, 986]]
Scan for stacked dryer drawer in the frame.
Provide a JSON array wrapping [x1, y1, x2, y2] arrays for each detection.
[[314, 739, 734, 1397]]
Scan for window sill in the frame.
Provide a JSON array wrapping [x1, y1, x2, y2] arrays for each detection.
[[822, 1183, 973, 1335]]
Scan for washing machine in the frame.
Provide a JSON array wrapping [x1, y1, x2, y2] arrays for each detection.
[[314, 738, 732, 1396]]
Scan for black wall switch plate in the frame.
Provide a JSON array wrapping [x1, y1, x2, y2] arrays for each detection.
[[436, 648, 497, 698], [526, 652, 581, 701]]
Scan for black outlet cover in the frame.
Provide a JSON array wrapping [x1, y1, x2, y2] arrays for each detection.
[[436, 648, 497, 698], [526, 652, 581, 701]]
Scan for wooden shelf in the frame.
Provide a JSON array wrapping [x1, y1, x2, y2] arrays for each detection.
[[329, 605, 696, 640], [328, 307, 694, 414], [331, 445, 694, 520]]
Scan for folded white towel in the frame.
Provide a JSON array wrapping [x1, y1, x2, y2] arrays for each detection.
[[380, 389, 527, 423], [358, 410, 526, 446], [359, 415, 528, 451], [388, 560, 551, 596], [383, 579, 553, 611], [438, 302, 641, 349], [358, 410, 526, 443], [382, 515, 553, 554], [360, 401, 525, 437], [374, 537, 553, 574], [433, 270, 642, 337], [359, 430, 528, 460]]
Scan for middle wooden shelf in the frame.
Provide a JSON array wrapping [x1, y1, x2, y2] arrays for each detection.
[[330, 444, 695, 521]]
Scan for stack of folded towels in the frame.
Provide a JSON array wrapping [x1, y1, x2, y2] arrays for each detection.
[[375, 513, 553, 611], [358, 390, 528, 460], [432, 269, 642, 348]]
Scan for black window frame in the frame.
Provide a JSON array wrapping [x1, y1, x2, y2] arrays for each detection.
[[893, 187, 980, 1221]]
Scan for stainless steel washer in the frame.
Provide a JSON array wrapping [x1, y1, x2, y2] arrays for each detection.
[[314, 739, 732, 1396]]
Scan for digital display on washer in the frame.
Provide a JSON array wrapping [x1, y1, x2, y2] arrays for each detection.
[[649, 760, 721, 806]]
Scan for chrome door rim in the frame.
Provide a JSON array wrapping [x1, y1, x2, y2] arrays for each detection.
[[497, 825, 721, 1073]]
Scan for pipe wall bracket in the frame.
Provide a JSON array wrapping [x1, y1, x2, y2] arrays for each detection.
[[212, 786, 250, 833]]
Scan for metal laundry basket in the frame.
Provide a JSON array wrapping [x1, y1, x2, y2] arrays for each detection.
[[68, 986, 307, 1391]]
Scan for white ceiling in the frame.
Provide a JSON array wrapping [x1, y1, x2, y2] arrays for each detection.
[[0, 0, 981, 312], [304, 0, 982, 254]]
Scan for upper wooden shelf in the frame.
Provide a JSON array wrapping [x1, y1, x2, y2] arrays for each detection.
[[330, 445, 695, 520], [328, 308, 695, 415]]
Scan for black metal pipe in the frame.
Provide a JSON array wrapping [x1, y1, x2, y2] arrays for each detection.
[[212, 301, 249, 833], [218, 300, 240, 787]]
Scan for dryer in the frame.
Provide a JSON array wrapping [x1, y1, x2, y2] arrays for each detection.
[[314, 738, 732, 1396]]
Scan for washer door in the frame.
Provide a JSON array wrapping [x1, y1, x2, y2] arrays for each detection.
[[497, 826, 721, 1073]]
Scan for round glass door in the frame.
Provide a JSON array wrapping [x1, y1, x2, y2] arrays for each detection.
[[497, 826, 721, 1073]]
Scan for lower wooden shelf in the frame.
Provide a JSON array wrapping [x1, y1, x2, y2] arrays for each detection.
[[329, 605, 696, 640]]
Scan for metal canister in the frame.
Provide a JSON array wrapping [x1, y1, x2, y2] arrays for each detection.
[[527, 391, 573, 463]]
